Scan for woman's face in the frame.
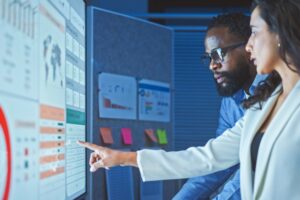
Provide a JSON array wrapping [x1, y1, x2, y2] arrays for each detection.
[[246, 6, 281, 74]]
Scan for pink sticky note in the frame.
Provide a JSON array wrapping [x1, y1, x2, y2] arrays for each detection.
[[121, 128, 132, 145]]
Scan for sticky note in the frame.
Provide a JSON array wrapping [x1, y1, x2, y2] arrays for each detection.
[[156, 129, 168, 144], [100, 127, 114, 144], [145, 129, 157, 143], [121, 128, 133, 145]]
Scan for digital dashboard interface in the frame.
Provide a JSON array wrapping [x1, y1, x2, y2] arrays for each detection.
[[0, 0, 86, 199]]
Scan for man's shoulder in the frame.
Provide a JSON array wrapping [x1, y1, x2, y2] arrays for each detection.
[[219, 92, 245, 122], [221, 94, 242, 108]]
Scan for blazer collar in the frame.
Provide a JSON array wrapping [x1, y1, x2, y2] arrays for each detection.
[[253, 80, 300, 198], [241, 84, 282, 200]]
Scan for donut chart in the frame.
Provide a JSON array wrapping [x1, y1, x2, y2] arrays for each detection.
[[0, 107, 12, 200]]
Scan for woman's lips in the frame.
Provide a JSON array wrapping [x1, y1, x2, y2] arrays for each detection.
[[253, 59, 257, 65], [251, 57, 257, 65]]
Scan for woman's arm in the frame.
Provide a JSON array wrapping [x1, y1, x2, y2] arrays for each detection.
[[77, 141, 138, 171], [78, 116, 244, 180]]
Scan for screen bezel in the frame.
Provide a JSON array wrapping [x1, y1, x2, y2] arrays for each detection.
[[73, 0, 87, 199]]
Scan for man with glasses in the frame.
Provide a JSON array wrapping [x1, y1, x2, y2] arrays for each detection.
[[173, 13, 266, 200]]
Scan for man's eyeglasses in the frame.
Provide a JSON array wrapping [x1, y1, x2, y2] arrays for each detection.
[[201, 42, 246, 65]]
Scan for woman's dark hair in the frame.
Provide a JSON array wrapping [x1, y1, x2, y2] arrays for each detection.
[[243, 0, 300, 109]]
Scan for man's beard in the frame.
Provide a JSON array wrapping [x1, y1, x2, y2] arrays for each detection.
[[215, 59, 251, 97]]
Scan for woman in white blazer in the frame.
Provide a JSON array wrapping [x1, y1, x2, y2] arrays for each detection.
[[79, 0, 300, 199]]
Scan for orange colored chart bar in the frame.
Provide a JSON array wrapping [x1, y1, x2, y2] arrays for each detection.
[[40, 141, 65, 149], [40, 167, 65, 180], [40, 104, 65, 121], [40, 154, 65, 164], [40, 127, 65, 134]]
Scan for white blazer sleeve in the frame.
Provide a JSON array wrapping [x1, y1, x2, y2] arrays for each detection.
[[137, 116, 244, 182]]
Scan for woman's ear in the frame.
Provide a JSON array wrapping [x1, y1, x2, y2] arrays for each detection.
[[276, 35, 281, 48]]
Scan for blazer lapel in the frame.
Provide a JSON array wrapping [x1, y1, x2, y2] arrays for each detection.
[[240, 85, 281, 199], [253, 81, 300, 199]]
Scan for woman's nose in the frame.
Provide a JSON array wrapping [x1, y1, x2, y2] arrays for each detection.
[[245, 37, 252, 53]]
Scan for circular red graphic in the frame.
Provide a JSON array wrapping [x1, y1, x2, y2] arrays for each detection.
[[0, 107, 12, 200]]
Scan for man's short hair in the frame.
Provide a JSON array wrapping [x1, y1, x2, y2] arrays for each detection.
[[207, 13, 251, 41]]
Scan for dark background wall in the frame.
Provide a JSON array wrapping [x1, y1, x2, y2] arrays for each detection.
[[86, 7, 174, 200], [85, 1, 251, 199], [86, 0, 251, 151]]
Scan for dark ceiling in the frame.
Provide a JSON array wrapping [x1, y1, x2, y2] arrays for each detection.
[[149, 0, 252, 12]]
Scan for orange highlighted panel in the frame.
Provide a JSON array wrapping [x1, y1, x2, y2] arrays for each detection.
[[40, 154, 65, 164], [40, 127, 65, 134], [40, 141, 65, 149], [40, 167, 65, 180], [40, 104, 65, 121]]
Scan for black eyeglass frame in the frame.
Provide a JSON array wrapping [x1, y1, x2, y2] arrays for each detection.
[[201, 42, 247, 64]]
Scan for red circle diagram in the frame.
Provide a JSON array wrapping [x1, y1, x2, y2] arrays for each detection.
[[0, 107, 12, 200]]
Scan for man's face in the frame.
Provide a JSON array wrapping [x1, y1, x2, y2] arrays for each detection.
[[204, 27, 252, 96]]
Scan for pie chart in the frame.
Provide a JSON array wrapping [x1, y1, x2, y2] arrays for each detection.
[[0, 107, 12, 200]]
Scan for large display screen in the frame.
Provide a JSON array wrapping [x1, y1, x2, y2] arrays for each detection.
[[0, 0, 86, 199]]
